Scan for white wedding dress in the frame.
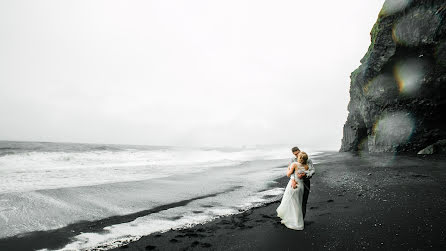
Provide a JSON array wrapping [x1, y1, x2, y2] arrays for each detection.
[[276, 163, 305, 230]]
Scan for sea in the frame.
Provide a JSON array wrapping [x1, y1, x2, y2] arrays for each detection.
[[0, 141, 321, 250]]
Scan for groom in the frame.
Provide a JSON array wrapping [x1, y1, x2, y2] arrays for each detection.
[[289, 146, 315, 219]]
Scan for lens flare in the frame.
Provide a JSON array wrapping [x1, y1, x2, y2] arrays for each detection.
[[380, 0, 411, 16], [392, 8, 441, 46], [363, 74, 399, 103], [371, 112, 415, 152], [357, 136, 370, 157], [394, 59, 426, 95]]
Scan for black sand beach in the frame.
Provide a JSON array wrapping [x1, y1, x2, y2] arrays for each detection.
[[111, 152, 446, 251], [1, 152, 446, 251]]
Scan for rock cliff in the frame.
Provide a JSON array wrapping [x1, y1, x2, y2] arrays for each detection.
[[340, 0, 446, 153]]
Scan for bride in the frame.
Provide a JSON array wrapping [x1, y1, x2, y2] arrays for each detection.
[[276, 151, 309, 230]]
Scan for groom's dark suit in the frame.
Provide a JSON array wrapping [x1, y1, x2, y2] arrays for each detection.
[[290, 157, 315, 219]]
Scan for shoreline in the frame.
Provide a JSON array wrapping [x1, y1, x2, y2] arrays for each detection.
[[0, 158, 290, 251], [0, 186, 246, 251]]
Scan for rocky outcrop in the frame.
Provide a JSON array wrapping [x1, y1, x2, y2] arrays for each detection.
[[340, 0, 446, 153], [417, 139, 446, 154]]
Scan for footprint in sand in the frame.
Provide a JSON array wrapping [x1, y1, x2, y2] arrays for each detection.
[[200, 242, 212, 248], [305, 221, 315, 226], [319, 212, 331, 216], [190, 240, 212, 248], [221, 220, 231, 224], [206, 225, 220, 232]]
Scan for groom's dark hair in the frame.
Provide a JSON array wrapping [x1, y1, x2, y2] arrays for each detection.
[[291, 146, 300, 152]]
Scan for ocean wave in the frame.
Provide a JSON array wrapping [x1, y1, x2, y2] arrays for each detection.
[[0, 142, 296, 194]]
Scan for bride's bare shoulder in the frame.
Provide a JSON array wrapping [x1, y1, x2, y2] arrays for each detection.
[[294, 162, 303, 167]]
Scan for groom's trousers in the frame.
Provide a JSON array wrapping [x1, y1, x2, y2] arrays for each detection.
[[302, 178, 311, 219]]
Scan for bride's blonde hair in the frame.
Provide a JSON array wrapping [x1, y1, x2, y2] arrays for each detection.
[[298, 152, 309, 170]]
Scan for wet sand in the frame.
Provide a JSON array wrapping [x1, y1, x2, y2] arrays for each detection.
[[112, 153, 446, 250]]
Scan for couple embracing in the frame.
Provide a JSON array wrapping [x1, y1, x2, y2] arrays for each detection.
[[276, 146, 315, 230]]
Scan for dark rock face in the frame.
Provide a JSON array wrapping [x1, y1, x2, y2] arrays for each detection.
[[418, 139, 446, 154], [341, 0, 446, 153]]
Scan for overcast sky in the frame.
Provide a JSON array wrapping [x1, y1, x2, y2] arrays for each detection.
[[0, 0, 385, 149]]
